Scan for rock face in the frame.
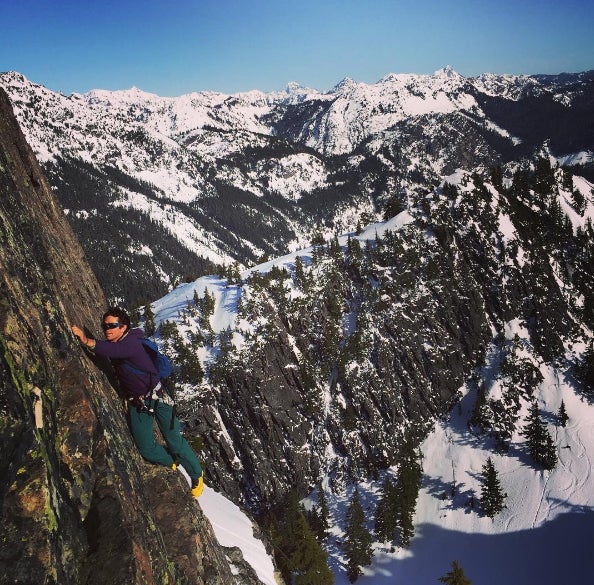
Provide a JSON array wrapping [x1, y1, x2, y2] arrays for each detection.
[[0, 88, 245, 584]]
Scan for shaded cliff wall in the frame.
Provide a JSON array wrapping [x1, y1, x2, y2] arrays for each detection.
[[0, 87, 238, 584]]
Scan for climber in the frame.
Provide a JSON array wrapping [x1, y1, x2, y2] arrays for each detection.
[[72, 306, 204, 498]]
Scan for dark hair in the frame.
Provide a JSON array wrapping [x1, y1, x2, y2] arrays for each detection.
[[102, 306, 131, 331]]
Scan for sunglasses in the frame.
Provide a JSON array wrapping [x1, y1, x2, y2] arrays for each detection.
[[102, 322, 122, 331]]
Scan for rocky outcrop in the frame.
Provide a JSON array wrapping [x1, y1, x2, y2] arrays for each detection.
[[0, 88, 244, 584]]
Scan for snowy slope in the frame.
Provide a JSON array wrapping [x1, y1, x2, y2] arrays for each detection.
[[195, 338, 594, 585], [321, 331, 594, 585], [156, 181, 594, 583], [174, 463, 278, 585]]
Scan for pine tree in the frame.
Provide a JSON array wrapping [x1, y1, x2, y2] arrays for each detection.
[[346, 236, 364, 267], [438, 560, 472, 585], [394, 445, 423, 547], [177, 343, 204, 384], [479, 457, 507, 518], [374, 475, 398, 543], [226, 261, 242, 285], [541, 431, 558, 470], [344, 488, 373, 583], [294, 255, 306, 289], [130, 303, 141, 327], [316, 482, 330, 540], [307, 482, 330, 541], [198, 289, 215, 331], [143, 303, 156, 336], [561, 167, 574, 192], [489, 163, 504, 191], [534, 156, 555, 199], [159, 319, 179, 340], [557, 400, 569, 427], [383, 192, 405, 220], [523, 401, 558, 470], [469, 382, 488, 430], [577, 343, 594, 393], [266, 491, 333, 585]]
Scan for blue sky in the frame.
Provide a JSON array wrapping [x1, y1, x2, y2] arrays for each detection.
[[2, 0, 593, 96]]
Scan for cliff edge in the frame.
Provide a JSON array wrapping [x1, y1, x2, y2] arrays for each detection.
[[0, 87, 241, 584]]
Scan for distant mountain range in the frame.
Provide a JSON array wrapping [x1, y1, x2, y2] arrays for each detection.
[[1, 67, 593, 303], [2, 67, 594, 583]]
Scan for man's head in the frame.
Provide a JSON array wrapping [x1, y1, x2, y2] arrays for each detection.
[[102, 306, 130, 342]]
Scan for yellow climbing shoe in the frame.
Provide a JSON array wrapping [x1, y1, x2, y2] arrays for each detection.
[[191, 474, 204, 498]]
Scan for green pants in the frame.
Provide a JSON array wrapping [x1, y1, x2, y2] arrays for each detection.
[[128, 399, 202, 484]]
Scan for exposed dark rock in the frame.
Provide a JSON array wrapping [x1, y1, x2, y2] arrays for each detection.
[[0, 87, 256, 584]]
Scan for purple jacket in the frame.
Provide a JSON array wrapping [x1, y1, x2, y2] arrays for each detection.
[[93, 328, 159, 397]]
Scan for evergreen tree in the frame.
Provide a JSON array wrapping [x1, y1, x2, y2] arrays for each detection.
[[198, 289, 215, 331], [489, 164, 504, 191], [394, 445, 423, 547], [307, 481, 330, 541], [442, 182, 459, 200], [159, 319, 179, 340], [143, 303, 156, 336], [344, 488, 373, 583], [265, 491, 333, 585], [316, 482, 330, 540], [438, 560, 472, 585], [208, 327, 234, 386], [561, 167, 574, 192], [469, 382, 489, 430], [294, 255, 306, 289], [479, 457, 507, 518], [328, 235, 342, 262], [383, 192, 405, 220], [346, 236, 364, 267], [523, 401, 558, 470], [534, 156, 555, 199], [570, 188, 586, 215], [226, 261, 242, 285], [557, 400, 569, 427], [374, 475, 398, 543], [540, 431, 558, 470], [130, 303, 141, 327], [177, 343, 204, 385], [576, 343, 594, 394]]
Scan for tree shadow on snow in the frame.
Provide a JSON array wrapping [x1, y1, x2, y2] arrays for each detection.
[[333, 510, 594, 585]]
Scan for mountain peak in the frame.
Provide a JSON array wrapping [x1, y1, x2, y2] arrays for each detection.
[[329, 76, 358, 93], [434, 65, 461, 79], [286, 81, 305, 93]]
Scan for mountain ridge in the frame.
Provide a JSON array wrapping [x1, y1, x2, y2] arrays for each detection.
[[1, 67, 593, 305]]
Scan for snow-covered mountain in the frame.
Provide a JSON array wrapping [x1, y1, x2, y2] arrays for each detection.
[[1, 68, 593, 303], [2, 66, 594, 584], [3, 69, 594, 584], [148, 161, 593, 582]]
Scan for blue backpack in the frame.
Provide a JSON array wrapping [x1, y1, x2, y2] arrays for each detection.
[[124, 337, 173, 380], [141, 338, 173, 379], [124, 338, 177, 427]]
